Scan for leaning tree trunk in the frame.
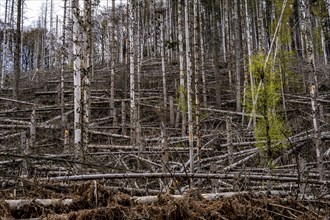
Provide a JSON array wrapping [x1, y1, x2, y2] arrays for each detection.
[[13, 0, 22, 100]]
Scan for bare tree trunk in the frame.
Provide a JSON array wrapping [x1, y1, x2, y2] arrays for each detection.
[[72, 0, 82, 164], [49, 0, 54, 68], [13, 0, 22, 100], [110, 0, 117, 125], [320, 26, 327, 65], [121, 100, 127, 135], [226, 116, 233, 165], [257, 0, 266, 53], [234, 0, 242, 112], [82, 0, 91, 152], [160, 8, 167, 107], [178, 0, 186, 136], [310, 84, 323, 180], [300, 0, 324, 180], [61, 0, 67, 140], [136, 1, 142, 153], [184, 0, 194, 173], [245, 0, 256, 128], [1, 0, 9, 89], [41, 1, 47, 71], [193, 0, 201, 167], [161, 121, 169, 173], [30, 109, 36, 148], [119, 0, 124, 63], [20, 132, 29, 177], [199, 6, 207, 108], [128, 0, 136, 146], [212, 3, 221, 109]]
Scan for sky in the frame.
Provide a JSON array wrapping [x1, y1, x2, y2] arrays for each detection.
[[0, 0, 126, 28]]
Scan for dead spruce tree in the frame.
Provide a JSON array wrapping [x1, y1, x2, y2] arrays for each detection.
[[72, 0, 82, 163], [13, 0, 22, 100]]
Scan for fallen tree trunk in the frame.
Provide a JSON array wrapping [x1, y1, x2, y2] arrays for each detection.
[[46, 172, 329, 185], [4, 190, 329, 209], [4, 199, 73, 209]]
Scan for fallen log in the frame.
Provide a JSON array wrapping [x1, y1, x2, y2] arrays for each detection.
[[4, 199, 73, 209], [4, 190, 329, 209], [45, 172, 330, 185]]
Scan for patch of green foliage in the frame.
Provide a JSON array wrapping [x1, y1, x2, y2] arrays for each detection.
[[246, 53, 290, 164]]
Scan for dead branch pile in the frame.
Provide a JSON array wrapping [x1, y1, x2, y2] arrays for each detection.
[[0, 181, 328, 219]]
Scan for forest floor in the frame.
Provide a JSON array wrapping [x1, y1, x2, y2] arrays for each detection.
[[0, 181, 329, 219]]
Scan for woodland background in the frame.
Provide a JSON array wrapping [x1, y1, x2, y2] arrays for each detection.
[[0, 0, 329, 218]]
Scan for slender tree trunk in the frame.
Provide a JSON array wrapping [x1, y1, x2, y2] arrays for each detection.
[[199, 7, 207, 108], [13, 0, 22, 100], [245, 0, 256, 128], [128, 0, 136, 146], [226, 116, 233, 165], [82, 0, 91, 152], [136, 1, 142, 153], [184, 0, 194, 173], [234, 0, 242, 112], [110, 0, 117, 125], [161, 121, 169, 173], [178, 0, 186, 136], [193, 0, 201, 167], [212, 3, 221, 109], [49, 0, 54, 68], [1, 0, 9, 89], [160, 4, 167, 107], [119, 0, 124, 63], [61, 0, 67, 139], [72, 0, 82, 164], [298, 0, 306, 59], [41, 1, 47, 71], [300, 0, 324, 180], [320, 27, 327, 65], [257, 0, 266, 53]]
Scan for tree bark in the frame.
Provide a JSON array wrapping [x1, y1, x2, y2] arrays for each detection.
[[184, 0, 194, 173], [300, 0, 324, 180], [128, 0, 136, 146], [82, 0, 91, 151], [72, 0, 82, 165], [193, 0, 201, 167], [110, 0, 117, 125], [13, 0, 22, 100], [234, 0, 242, 112], [61, 0, 68, 145], [1, 0, 9, 89], [178, 0, 186, 136]]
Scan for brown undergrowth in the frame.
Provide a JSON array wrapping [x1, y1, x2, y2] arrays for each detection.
[[0, 181, 328, 219]]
